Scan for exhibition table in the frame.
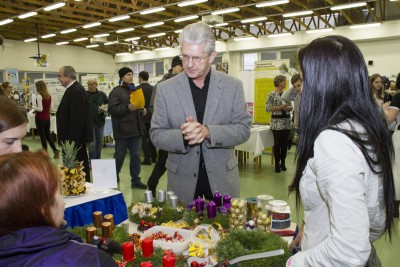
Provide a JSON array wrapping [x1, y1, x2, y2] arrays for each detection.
[[27, 113, 57, 138], [64, 184, 128, 228]]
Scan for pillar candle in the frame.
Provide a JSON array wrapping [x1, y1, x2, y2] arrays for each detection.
[[169, 195, 178, 208], [166, 191, 175, 201], [162, 254, 176, 267], [144, 190, 153, 203], [207, 201, 217, 218], [122, 242, 135, 261], [214, 191, 222, 207], [157, 189, 166, 202], [223, 194, 231, 208], [140, 262, 153, 267], [195, 196, 205, 213], [101, 222, 112, 238], [104, 214, 115, 230], [142, 238, 154, 258], [92, 211, 103, 228], [85, 226, 97, 243]]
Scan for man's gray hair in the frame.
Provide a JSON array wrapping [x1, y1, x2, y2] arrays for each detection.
[[61, 66, 77, 80], [179, 21, 215, 55]]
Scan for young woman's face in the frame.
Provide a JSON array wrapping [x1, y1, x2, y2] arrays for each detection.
[[372, 77, 383, 91], [0, 124, 27, 156]]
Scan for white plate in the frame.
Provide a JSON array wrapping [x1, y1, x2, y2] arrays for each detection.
[[62, 190, 89, 198]]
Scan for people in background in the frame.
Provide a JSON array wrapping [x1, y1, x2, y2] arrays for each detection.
[[150, 21, 251, 204], [1, 82, 13, 99], [387, 80, 398, 96], [281, 73, 302, 145], [0, 151, 117, 267], [57, 66, 92, 182], [32, 80, 60, 159], [287, 35, 395, 266], [0, 96, 28, 155], [108, 67, 147, 189], [136, 71, 157, 165], [370, 73, 391, 106], [87, 79, 108, 160], [266, 75, 292, 173], [147, 55, 184, 196]]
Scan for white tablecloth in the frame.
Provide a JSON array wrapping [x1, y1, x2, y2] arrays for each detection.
[[235, 125, 274, 158], [27, 113, 57, 134], [64, 184, 122, 208]]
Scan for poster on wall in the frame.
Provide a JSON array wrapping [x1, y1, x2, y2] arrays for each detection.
[[253, 60, 290, 124], [34, 78, 65, 112], [82, 74, 115, 96], [5, 68, 18, 84]]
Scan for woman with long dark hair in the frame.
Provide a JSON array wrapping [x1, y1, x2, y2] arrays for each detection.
[[287, 36, 395, 266]]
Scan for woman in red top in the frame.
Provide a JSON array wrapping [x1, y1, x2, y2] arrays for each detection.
[[33, 81, 60, 159]]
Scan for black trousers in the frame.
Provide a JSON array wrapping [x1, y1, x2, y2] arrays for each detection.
[[35, 119, 58, 152], [141, 123, 157, 161], [194, 155, 213, 200], [272, 129, 290, 167], [147, 149, 168, 190], [76, 143, 91, 182]]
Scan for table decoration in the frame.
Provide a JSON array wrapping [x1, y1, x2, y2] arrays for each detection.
[[86, 226, 97, 243], [163, 253, 177, 267], [213, 192, 222, 207], [102, 222, 113, 238], [93, 211, 103, 228], [207, 201, 217, 219], [140, 262, 153, 267], [183, 206, 229, 229], [229, 198, 247, 230], [157, 190, 166, 202], [129, 200, 184, 226], [104, 214, 115, 230], [140, 226, 192, 254], [142, 238, 154, 258], [195, 197, 205, 213], [223, 194, 231, 208], [216, 230, 291, 267], [144, 190, 154, 203], [169, 195, 179, 208]]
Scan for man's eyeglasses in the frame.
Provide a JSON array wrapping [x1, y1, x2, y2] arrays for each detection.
[[180, 54, 208, 64]]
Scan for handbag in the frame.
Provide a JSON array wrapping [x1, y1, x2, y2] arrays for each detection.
[[129, 87, 145, 109]]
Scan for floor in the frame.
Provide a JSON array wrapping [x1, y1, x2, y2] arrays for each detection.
[[24, 137, 399, 266]]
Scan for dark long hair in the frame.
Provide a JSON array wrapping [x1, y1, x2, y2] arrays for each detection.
[[289, 35, 395, 238]]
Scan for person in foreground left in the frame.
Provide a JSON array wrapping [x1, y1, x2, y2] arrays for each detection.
[[0, 151, 117, 267]]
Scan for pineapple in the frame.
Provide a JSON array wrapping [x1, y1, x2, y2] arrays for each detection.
[[59, 141, 86, 196]]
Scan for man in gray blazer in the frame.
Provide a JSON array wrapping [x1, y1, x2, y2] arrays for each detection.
[[150, 21, 251, 204]]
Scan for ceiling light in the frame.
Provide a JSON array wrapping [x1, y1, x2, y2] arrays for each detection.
[[42, 33, 56, 39], [174, 15, 199, 22], [94, 33, 110, 38], [233, 36, 256, 41], [178, 0, 208, 7], [148, 32, 166, 38], [349, 22, 381, 29], [306, 28, 334, 34], [83, 22, 101, 29], [155, 47, 172, 51], [18, 11, 38, 19], [0, 19, 13, 26], [61, 29, 77, 34], [283, 10, 313, 17], [86, 44, 99, 48], [56, 41, 69, 45], [211, 7, 240, 15], [73, 37, 88, 42], [44, 2, 66, 11], [116, 27, 134, 33], [256, 0, 289, 8], [174, 29, 183, 33], [116, 52, 129, 56], [268, 32, 293, 37], [331, 2, 366, 11], [24, 38, 37, 42], [140, 7, 165, 15], [104, 41, 116, 45], [143, 21, 164, 28], [215, 23, 228, 27], [135, 50, 150, 54], [125, 37, 140, 41], [241, 17, 268, 23], [109, 15, 130, 22]]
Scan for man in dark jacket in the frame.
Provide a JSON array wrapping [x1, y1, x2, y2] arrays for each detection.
[[147, 56, 184, 196], [136, 71, 157, 165], [57, 66, 92, 182], [108, 67, 147, 189], [87, 78, 108, 160]]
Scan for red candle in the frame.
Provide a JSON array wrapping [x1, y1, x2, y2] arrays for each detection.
[[122, 242, 135, 261], [140, 262, 153, 267], [141, 238, 153, 258], [162, 254, 176, 267]]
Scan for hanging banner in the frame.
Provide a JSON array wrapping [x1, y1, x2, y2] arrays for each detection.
[[253, 60, 290, 124]]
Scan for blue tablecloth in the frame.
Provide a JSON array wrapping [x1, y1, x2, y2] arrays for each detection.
[[64, 191, 128, 228]]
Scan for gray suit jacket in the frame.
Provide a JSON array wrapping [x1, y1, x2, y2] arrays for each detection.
[[150, 70, 251, 204]]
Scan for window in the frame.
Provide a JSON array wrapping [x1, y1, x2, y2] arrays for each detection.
[[261, 51, 277, 60], [155, 61, 164, 76], [0, 71, 3, 83], [243, 52, 258, 70], [45, 73, 59, 79], [144, 62, 154, 76]]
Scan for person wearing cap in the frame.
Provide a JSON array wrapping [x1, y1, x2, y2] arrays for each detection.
[[150, 22, 251, 204], [147, 55, 184, 196], [108, 67, 147, 189], [57, 66, 92, 182]]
